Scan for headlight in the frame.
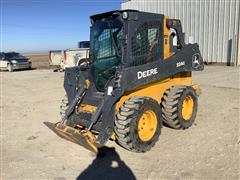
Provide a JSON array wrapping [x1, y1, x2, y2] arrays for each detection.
[[122, 12, 128, 19], [11, 60, 17, 64]]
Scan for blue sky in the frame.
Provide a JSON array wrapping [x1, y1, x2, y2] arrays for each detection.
[[1, 0, 123, 53]]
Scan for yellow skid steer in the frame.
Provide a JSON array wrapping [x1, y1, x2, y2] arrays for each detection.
[[45, 10, 204, 153]]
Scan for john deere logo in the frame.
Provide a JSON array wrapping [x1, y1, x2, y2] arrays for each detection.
[[137, 68, 158, 79], [192, 53, 200, 68]]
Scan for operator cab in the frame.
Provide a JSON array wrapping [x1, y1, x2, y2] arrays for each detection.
[[89, 10, 165, 92]]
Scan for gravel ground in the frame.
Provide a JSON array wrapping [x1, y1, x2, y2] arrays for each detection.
[[25, 54, 51, 69], [1, 66, 239, 180]]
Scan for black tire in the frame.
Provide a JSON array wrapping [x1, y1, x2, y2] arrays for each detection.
[[60, 94, 68, 120], [161, 85, 198, 129], [114, 96, 162, 153], [7, 64, 13, 72]]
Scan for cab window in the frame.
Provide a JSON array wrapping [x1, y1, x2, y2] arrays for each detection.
[[131, 21, 163, 66]]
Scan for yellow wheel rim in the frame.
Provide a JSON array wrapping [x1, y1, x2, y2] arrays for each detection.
[[182, 96, 194, 120], [138, 110, 157, 142]]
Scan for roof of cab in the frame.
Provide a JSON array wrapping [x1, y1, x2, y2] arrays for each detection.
[[90, 9, 139, 21]]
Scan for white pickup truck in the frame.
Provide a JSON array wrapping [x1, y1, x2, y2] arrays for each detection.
[[49, 41, 89, 71]]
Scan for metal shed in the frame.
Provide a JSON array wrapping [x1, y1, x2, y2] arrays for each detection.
[[121, 0, 240, 66]]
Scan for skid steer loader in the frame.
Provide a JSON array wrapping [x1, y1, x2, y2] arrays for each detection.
[[45, 10, 204, 153]]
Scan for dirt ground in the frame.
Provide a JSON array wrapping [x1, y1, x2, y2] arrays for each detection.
[[1, 66, 239, 179], [25, 54, 56, 69]]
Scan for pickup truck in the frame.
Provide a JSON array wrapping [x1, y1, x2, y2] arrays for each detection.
[[49, 50, 63, 67], [49, 41, 90, 71], [0, 52, 31, 72]]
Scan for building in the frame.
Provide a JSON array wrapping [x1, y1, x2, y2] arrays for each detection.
[[121, 0, 240, 66]]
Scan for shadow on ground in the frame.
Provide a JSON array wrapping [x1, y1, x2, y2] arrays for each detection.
[[77, 147, 136, 180]]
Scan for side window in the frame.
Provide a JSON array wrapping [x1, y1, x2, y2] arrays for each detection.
[[131, 21, 162, 66], [148, 28, 158, 44], [131, 28, 148, 59], [148, 28, 160, 62]]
